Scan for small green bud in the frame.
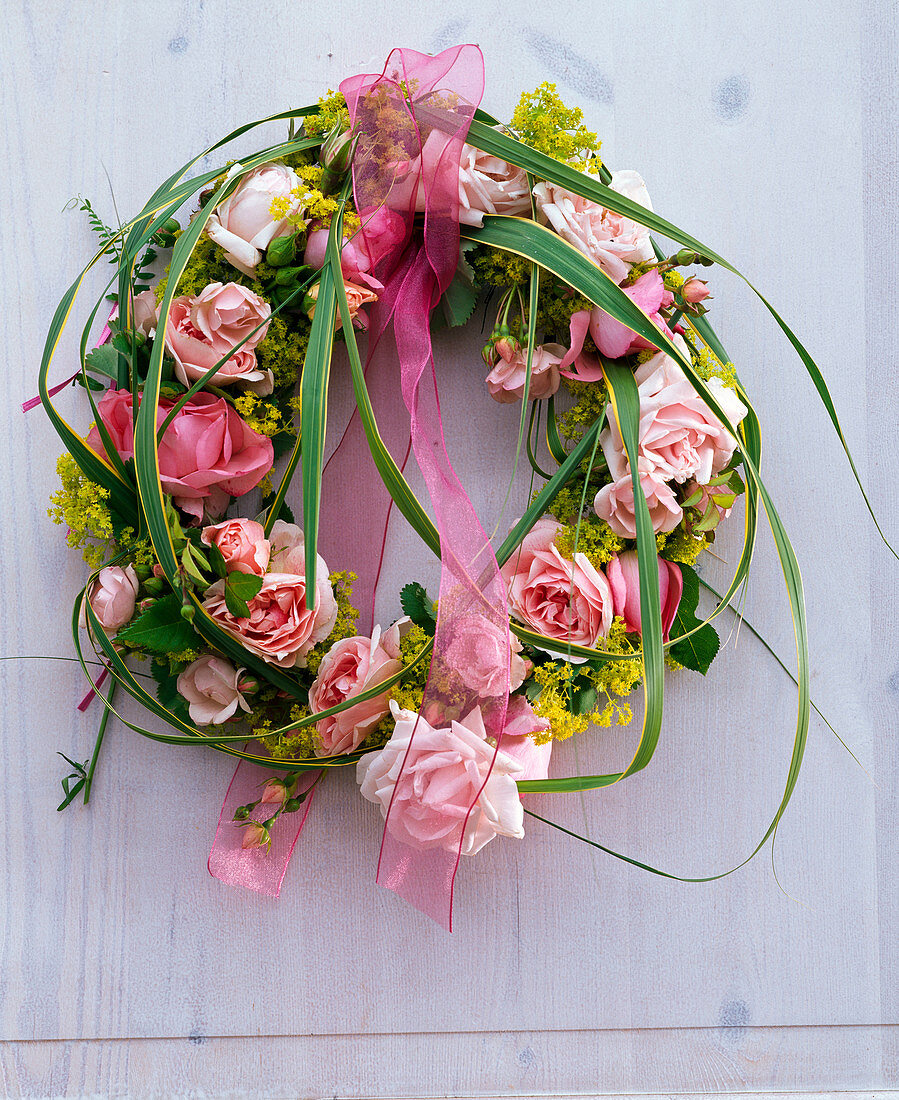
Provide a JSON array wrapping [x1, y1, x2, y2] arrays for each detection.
[[674, 248, 696, 266], [143, 576, 165, 595], [179, 602, 196, 623], [233, 805, 251, 821], [283, 797, 303, 813], [267, 232, 298, 268]]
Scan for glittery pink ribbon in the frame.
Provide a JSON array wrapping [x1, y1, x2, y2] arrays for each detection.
[[208, 765, 321, 897], [337, 45, 514, 929], [211, 47, 519, 926]]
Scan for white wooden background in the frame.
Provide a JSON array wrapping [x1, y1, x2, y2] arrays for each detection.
[[1, 1, 897, 1097]]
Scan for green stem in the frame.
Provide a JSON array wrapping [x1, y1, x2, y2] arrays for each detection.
[[83, 677, 117, 804]]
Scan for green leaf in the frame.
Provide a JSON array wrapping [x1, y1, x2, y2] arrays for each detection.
[[223, 571, 264, 619], [666, 564, 721, 675], [207, 540, 228, 578], [150, 658, 191, 723], [440, 245, 478, 327], [400, 582, 436, 633], [117, 594, 200, 654], [83, 344, 122, 380]]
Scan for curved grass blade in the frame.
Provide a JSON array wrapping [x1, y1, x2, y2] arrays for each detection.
[[464, 119, 895, 560]]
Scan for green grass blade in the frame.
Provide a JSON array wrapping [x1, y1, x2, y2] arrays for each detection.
[[298, 246, 337, 598]]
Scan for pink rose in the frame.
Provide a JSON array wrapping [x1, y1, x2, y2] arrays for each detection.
[[191, 282, 270, 352], [306, 278, 379, 331], [500, 516, 613, 652], [201, 517, 271, 575], [532, 169, 655, 284], [601, 341, 748, 487], [303, 227, 385, 293], [607, 551, 683, 640], [497, 695, 553, 781], [176, 655, 251, 725], [86, 389, 274, 522], [486, 343, 563, 404], [356, 701, 526, 855], [131, 289, 159, 336], [309, 623, 403, 757], [84, 564, 138, 632], [589, 269, 676, 359], [163, 294, 273, 396], [206, 162, 303, 275], [443, 615, 530, 697], [457, 143, 531, 226], [202, 521, 337, 668], [593, 463, 683, 538]]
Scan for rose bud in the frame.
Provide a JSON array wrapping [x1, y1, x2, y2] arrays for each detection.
[[240, 821, 270, 850], [682, 277, 711, 304], [320, 124, 359, 193], [260, 779, 289, 807]]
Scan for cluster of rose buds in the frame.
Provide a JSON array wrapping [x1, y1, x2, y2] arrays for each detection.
[[233, 770, 315, 850]]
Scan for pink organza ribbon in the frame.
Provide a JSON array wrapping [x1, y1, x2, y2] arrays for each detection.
[[337, 45, 513, 929], [208, 765, 321, 897], [211, 46, 520, 925]]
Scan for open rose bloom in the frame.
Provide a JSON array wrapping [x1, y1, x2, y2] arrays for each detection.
[[356, 702, 526, 856], [202, 521, 337, 668]]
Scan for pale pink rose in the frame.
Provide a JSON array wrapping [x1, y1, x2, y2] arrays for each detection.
[[397, 132, 531, 227], [533, 169, 655, 284], [607, 551, 683, 640], [240, 821, 270, 850], [163, 293, 273, 396], [589, 269, 676, 359], [84, 564, 139, 632], [356, 701, 526, 855], [131, 289, 158, 336], [202, 521, 337, 668], [443, 615, 530, 697], [303, 227, 385, 292], [457, 143, 531, 226], [593, 463, 683, 538], [500, 516, 613, 652], [206, 162, 303, 275], [87, 389, 274, 522], [176, 655, 251, 725], [497, 696, 553, 781], [601, 340, 748, 487], [309, 623, 403, 757], [192, 282, 271, 352], [201, 518, 271, 576], [486, 343, 563, 404]]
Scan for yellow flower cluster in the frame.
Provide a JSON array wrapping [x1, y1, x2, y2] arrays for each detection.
[[510, 82, 602, 174], [656, 526, 708, 566], [692, 341, 738, 387], [232, 394, 283, 437], [303, 90, 351, 138], [531, 618, 642, 743], [558, 378, 608, 441], [470, 247, 531, 288], [48, 454, 114, 568], [303, 571, 359, 677], [267, 707, 318, 761], [554, 516, 623, 569]]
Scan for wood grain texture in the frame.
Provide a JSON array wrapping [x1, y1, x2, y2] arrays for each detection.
[[1, 0, 897, 1096]]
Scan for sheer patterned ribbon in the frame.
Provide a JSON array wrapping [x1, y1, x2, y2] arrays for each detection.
[[337, 45, 512, 929]]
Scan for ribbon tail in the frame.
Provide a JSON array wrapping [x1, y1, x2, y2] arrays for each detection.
[[208, 761, 321, 897]]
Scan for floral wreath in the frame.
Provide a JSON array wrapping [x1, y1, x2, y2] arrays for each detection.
[[37, 45, 894, 928]]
